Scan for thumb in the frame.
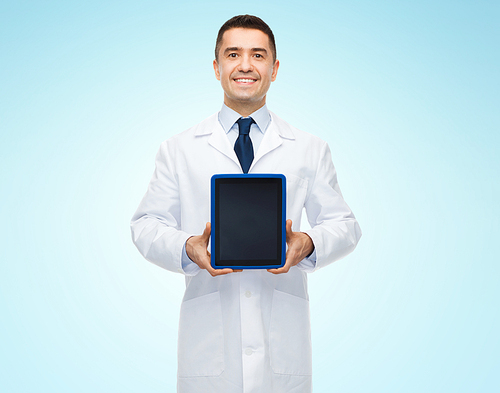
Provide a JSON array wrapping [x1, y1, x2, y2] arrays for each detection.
[[202, 222, 211, 241], [285, 219, 293, 238]]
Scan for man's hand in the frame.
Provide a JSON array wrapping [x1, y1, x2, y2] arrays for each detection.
[[185, 222, 241, 277], [268, 219, 315, 274]]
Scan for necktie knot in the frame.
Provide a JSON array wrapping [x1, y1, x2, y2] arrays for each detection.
[[237, 117, 254, 136]]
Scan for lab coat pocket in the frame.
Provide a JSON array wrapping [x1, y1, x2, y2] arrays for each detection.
[[177, 291, 224, 377], [269, 289, 312, 375]]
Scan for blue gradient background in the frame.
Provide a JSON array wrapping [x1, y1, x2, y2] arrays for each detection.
[[1, 1, 498, 392]]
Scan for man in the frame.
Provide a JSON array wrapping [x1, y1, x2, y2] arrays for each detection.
[[131, 15, 361, 393]]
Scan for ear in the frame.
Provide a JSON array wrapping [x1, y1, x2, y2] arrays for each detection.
[[213, 59, 221, 81], [271, 59, 280, 82]]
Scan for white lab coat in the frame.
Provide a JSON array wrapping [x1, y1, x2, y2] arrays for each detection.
[[130, 111, 361, 393]]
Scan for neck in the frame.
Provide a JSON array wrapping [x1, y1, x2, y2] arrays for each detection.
[[224, 97, 266, 117]]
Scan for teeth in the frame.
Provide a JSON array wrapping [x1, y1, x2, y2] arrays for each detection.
[[235, 79, 255, 82]]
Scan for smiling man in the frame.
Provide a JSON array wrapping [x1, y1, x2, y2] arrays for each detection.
[[131, 15, 361, 393]]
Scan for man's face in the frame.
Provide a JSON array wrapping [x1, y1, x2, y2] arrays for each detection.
[[213, 28, 279, 111]]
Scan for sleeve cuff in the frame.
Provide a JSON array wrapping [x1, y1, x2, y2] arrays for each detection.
[[296, 238, 317, 273], [180, 242, 201, 276]]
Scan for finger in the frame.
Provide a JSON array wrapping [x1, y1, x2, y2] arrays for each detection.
[[267, 260, 291, 274], [267, 266, 288, 274], [209, 267, 235, 276], [285, 219, 293, 241], [216, 268, 235, 275], [201, 256, 235, 276]]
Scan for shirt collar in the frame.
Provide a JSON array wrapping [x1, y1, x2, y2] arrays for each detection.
[[218, 103, 271, 134]]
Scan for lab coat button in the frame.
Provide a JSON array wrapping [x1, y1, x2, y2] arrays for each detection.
[[244, 291, 252, 298], [245, 348, 253, 356]]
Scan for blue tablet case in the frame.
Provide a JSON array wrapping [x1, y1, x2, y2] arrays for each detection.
[[211, 174, 286, 269]]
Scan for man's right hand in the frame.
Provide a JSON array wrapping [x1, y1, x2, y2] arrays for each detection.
[[185, 222, 240, 277]]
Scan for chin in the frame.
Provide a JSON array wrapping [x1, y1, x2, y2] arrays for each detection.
[[229, 94, 253, 102]]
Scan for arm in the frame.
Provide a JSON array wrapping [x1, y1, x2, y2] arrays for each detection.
[[130, 141, 240, 276], [130, 140, 197, 275], [269, 141, 361, 274], [301, 141, 362, 272]]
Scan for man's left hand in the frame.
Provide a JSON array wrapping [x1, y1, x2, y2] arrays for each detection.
[[268, 219, 314, 274]]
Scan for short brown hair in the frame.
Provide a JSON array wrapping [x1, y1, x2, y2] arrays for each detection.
[[215, 15, 277, 62]]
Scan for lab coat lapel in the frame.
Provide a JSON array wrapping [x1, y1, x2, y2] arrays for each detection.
[[199, 114, 241, 168], [250, 111, 295, 171]]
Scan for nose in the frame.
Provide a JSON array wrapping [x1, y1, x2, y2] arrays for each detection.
[[238, 54, 253, 72]]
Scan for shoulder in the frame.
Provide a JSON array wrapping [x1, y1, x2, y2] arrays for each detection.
[[269, 111, 327, 148], [160, 112, 219, 149]]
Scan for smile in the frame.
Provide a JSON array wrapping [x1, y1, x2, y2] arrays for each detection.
[[234, 78, 256, 83]]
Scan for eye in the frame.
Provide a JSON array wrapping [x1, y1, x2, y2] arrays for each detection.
[[228, 53, 238, 58], [254, 54, 263, 58]]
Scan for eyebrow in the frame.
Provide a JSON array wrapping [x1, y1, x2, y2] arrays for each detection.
[[223, 47, 268, 55]]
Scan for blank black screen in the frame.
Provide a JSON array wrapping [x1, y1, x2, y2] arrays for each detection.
[[215, 178, 282, 267]]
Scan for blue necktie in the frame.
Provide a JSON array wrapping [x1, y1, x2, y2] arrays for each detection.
[[234, 117, 255, 173]]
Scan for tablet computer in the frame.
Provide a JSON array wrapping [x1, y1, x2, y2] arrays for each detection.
[[211, 174, 286, 269]]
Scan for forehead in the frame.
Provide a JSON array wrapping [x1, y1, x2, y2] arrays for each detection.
[[220, 28, 271, 50]]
